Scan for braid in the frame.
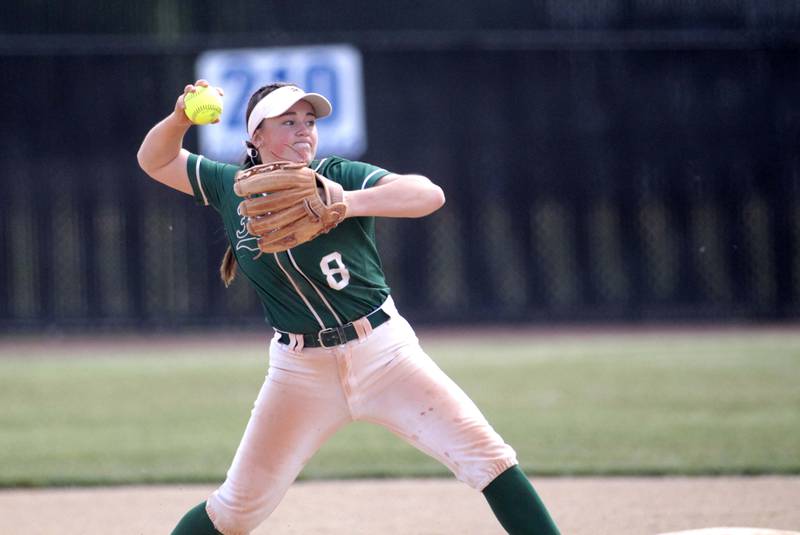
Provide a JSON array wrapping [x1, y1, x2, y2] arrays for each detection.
[[220, 245, 237, 288]]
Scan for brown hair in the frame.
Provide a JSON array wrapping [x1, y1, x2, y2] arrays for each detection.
[[220, 82, 298, 287]]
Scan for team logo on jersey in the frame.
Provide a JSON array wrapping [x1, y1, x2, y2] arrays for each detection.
[[235, 212, 260, 253]]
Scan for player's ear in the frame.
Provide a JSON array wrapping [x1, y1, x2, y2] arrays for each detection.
[[253, 128, 270, 150], [250, 132, 261, 149]]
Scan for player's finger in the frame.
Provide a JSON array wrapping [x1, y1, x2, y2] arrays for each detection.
[[177, 84, 195, 111], [195, 79, 209, 87]]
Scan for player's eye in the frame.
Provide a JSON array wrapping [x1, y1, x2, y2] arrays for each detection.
[[305, 120, 316, 128], [283, 120, 295, 126]]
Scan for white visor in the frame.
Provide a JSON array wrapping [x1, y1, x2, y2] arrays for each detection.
[[246, 85, 332, 138]]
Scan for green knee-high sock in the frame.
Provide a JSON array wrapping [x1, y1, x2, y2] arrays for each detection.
[[482, 465, 560, 535], [171, 501, 222, 535]]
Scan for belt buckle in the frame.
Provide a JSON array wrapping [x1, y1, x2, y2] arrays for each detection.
[[318, 326, 347, 348]]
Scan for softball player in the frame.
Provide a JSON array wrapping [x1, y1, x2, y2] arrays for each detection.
[[137, 80, 560, 535]]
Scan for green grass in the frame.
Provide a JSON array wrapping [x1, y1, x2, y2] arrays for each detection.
[[0, 329, 798, 487]]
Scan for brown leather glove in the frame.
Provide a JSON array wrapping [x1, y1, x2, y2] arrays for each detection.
[[234, 161, 348, 254]]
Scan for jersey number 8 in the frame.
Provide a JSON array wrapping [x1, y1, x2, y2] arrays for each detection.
[[320, 252, 350, 290]]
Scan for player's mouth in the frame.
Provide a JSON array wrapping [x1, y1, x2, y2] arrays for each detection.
[[279, 142, 314, 164]]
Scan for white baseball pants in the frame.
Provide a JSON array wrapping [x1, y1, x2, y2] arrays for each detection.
[[206, 298, 517, 535]]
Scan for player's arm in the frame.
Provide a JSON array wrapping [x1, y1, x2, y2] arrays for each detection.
[[136, 81, 215, 195], [343, 173, 445, 218], [137, 115, 192, 195]]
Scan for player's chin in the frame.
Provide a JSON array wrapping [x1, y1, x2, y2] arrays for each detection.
[[292, 148, 315, 165], [290, 155, 313, 165]]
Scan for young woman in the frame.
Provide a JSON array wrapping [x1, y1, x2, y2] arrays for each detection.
[[137, 80, 560, 535]]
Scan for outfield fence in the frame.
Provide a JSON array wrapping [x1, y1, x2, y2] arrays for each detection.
[[2, 17, 800, 329]]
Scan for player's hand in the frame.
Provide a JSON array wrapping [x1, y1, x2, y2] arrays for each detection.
[[172, 80, 225, 125]]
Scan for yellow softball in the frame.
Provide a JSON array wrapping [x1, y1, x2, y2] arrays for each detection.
[[184, 86, 223, 125]]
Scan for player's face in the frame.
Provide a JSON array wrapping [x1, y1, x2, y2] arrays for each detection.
[[256, 99, 319, 164]]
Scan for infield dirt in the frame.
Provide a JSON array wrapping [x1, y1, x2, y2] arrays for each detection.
[[0, 476, 798, 534]]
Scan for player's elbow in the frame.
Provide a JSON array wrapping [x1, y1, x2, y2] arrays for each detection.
[[417, 182, 446, 216], [429, 184, 446, 212], [136, 147, 156, 177]]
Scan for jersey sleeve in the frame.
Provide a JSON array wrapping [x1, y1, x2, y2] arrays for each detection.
[[321, 157, 391, 191], [186, 153, 239, 211]]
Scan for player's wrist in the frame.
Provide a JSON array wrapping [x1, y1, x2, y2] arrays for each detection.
[[341, 190, 358, 218], [167, 109, 193, 129]]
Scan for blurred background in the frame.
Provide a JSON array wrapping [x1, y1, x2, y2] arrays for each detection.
[[2, 1, 800, 332]]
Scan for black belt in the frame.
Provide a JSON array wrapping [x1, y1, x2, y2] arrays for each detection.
[[276, 308, 390, 348]]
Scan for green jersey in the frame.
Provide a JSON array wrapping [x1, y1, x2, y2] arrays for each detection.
[[187, 154, 392, 333]]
